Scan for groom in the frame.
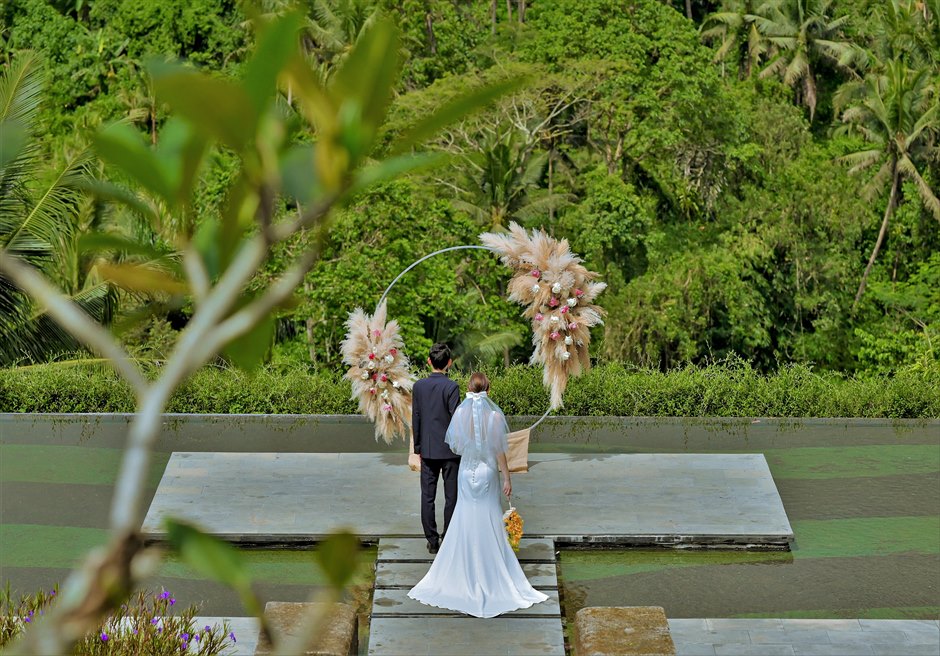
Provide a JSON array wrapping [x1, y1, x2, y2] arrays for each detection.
[[412, 342, 461, 554]]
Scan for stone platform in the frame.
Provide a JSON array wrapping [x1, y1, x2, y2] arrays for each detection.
[[141, 453, 793, 546]]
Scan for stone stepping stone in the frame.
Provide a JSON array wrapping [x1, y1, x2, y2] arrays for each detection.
[[371, 588, 561, 618], [369, 538, 565, 655], [375, 561, 558, 589], [368, 617, 565, 656]]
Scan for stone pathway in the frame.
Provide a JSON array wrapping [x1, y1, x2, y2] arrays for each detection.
[[668, 618, 940, 656], [367, 538, 564, 656], [142, 452, 793, 546]]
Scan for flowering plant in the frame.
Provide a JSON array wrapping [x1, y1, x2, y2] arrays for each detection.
[[503, 506, 524, 551]]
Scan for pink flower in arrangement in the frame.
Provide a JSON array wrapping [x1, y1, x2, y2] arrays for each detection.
[[380, 374, 388, 382], [549, 297, 559, 307], [560, 305, 569, 315], [382, 404, 393, 412], [373, 329, 382, 338], [575, 288, 585, 297], [568, 322, 578, 331], [389, 348, 397, 355], [534, 313, 544, 321], [368, 353, 375, 360], [369, 388, 376, 395], [530, 269, 541, 278], [372, 373, 378, 381], [550, 331, 561, 340]]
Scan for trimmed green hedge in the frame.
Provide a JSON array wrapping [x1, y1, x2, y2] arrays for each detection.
[[0, 361, 937, 418]]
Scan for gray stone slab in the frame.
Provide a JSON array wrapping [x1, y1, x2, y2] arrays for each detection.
[[715, 645, 794, 656], [367, 617, 565, 656], [668, 619, 939, 656], [792, 646, 874, 656], [142, 453, 793, 545], [371, 588, 560, 617], [375, 561, 557, 589], [377, 537, 555, 563], [193, 617, 259, 656]]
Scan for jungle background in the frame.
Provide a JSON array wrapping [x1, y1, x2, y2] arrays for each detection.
[[1, 0, 938, 399]]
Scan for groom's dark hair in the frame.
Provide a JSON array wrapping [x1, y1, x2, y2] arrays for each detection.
[[429, 343, 451, 370]]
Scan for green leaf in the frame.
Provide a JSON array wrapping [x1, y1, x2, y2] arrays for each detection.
[[223, 304, 274, 371], [93, 123, 174, 204], [156, 117, 209, 212], [243, 12, 304, 113], [390, 77, 527, 155], [330, 19, 402, 159], [164, 518, 263, 617], [150, 63, 258, 151], [280, 144, 319, 205], [348, 152, 446, 198], [314, 530, 360, 590], [97, 262, 187, 295], [0, 119, 27, 170], [164, 518, 252, 591], [75, 179, 159, 226], [79, 232, 179, 272]]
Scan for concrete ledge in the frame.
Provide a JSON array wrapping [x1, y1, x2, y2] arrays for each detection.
[[254, 602, 357, 656], [575, 607, 676, 656]]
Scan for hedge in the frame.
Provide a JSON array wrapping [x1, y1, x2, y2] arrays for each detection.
[[0, 360, 937, 418]]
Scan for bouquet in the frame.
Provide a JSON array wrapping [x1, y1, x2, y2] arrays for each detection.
[[503, 505, 524, 551]]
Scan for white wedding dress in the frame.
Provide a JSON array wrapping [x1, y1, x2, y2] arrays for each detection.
[[408, 391, 548, 618]]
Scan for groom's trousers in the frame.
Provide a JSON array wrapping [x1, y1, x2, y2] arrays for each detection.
[[420, 456, 460, 545]]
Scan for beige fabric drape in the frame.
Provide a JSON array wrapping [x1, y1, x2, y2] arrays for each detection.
[[408, 428, 529, 473]]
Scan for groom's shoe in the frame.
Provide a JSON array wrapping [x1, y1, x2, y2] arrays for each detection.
[[427, 542, 439, 554]]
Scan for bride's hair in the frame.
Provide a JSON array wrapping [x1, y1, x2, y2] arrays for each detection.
[[468, 372, 490, 393]]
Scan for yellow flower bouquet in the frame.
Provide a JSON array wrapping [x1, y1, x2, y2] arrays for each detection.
[[503, 505, 524, 551]]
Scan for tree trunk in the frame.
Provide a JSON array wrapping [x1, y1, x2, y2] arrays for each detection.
[[491, 0, 497, 33], [853, 167, 900, 310], [804, 68, 818, 122], [505, 0, 513, 24], [425, 10, 437, 54], [685, 0, 693, 20], [517, 0, 526, 22], [548, 147, 554, 221]]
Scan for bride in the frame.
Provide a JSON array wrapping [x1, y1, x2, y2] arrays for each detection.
[[408, 372, 549, 618]]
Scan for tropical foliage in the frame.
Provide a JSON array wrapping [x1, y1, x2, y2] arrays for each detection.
[[1, 0, 938, 378]]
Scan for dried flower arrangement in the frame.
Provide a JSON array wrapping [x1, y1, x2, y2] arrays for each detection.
[[340, 302, 416, 444], [481, 222, 606, 409]]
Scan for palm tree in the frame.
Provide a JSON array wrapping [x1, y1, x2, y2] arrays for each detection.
[[303, 0, 380, 80], [447, 127, 569, 228], [700, 0, 769, 78], [835, 59, 940, 309], [754, 0, 862, 120], [0, 52, 114, 365]]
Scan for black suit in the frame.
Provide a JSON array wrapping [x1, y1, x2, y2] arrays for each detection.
[[412, 371, 460, 546]]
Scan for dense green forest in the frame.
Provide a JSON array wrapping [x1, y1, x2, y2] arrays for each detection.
[[1, 0, 938, 375]]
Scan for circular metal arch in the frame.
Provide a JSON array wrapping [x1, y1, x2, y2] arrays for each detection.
[[377, 244, 553, 433]]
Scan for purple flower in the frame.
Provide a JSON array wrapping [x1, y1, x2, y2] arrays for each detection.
[[50, 590, 56, 596], [24, 617, 30, 623], [133, 629, 138, 635], [169, 598, 176, 606], [229, 631, 236, 643], [152, 618, 160, 625], [193, 634, 200, 642], [157, 627, 163, 633], [100, 632, 109, 642], [160, 590, 170, 600], [181, 633, 189, 640], [181, 641, 188, 650], [204, 626, 211, 633]]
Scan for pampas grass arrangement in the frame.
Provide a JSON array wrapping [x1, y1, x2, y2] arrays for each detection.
[[341, 302, 416, 444], [481, 222, 606, 409]]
